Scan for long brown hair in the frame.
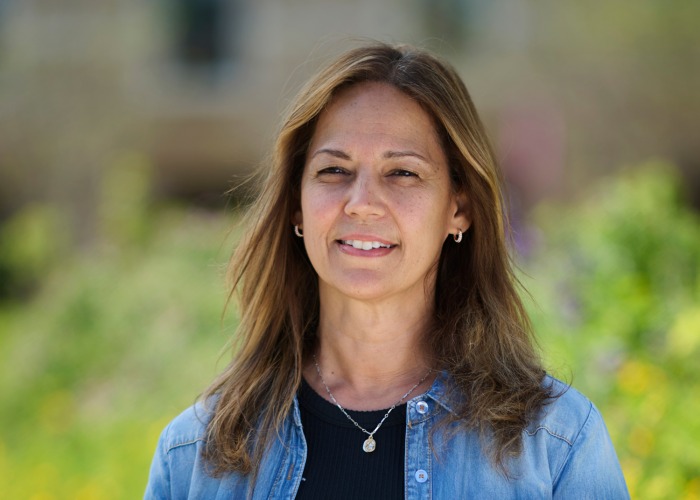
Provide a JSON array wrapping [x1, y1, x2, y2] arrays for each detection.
[[203, 42, 552, 477]]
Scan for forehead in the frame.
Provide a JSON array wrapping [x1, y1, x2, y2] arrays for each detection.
[[308, 82, 444, 160]]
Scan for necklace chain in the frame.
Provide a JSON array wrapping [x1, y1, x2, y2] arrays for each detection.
[[312, 354, 431, 453]]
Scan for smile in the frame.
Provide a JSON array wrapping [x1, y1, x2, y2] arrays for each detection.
[[339, 239, 394, 250]]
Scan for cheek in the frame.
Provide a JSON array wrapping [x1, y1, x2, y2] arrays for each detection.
[[302, 190, 334, 226], [301, 191, 339, 252], [397, 192, 445, 226], [411, 199, 453, 249]]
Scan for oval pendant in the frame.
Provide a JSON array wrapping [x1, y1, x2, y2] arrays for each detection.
[[362, 436, 376, 453]]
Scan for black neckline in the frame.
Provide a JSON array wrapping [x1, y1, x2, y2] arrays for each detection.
[[299, 378, 407, 429]]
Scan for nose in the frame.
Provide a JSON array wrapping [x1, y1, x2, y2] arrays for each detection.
[[344, 172, 385, 219]]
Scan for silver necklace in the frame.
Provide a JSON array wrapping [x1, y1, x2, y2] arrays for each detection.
[[312, 354, 432, 453]]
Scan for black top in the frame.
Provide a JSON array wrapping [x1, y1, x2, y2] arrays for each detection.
[[296, 378, 407, 500]]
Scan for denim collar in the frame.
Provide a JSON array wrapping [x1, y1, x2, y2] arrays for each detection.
[[292, 370, 459, 428]]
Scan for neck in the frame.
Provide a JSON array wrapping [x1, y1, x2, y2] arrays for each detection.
[[303, 291, 436, 410]]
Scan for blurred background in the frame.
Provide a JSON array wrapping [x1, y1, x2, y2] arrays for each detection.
[[0, 0, 698, 498]]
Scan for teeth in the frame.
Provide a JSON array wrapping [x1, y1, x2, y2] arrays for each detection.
[[342, 239, 391, 250]]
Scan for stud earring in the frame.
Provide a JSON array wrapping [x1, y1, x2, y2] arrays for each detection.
[[453, 230, 463, 243], [294, 224, 303, 237]]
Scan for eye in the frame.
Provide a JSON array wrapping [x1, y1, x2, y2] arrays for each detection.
[[389, 169, 418, 178], [317, 166, 348, 175]]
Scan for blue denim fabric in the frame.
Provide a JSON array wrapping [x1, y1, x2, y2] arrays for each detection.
[[145, 374, 629, 499]]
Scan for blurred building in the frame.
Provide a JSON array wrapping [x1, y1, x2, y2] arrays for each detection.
[[0, 0, 479, 220]]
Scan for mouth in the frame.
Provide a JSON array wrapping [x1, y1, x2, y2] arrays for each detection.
[[339, 239, 395, 251]]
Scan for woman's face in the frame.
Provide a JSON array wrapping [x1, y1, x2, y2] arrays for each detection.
[[296, 82, 469, 304]]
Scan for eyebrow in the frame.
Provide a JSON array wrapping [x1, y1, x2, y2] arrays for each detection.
[[310, 148, 429, 163], [383, 150, 429, 162], [310, 148, 351, 160]]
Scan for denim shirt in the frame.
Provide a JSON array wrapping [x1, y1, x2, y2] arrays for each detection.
[[145, 374, 629, 499]]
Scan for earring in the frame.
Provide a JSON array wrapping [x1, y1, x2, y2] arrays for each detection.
[[453, 230, 463, 243], [294, 224, 303, 237]]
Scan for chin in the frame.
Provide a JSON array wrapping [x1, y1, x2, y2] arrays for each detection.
[[319, 273, 390, 299], [321, 273, 425, 304]]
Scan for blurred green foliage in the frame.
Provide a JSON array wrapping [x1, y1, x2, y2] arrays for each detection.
[[0, 160, 698, 498], [0, 204, 69, 300], [0, 156, 239, 498], [523, 160, 700, 499]]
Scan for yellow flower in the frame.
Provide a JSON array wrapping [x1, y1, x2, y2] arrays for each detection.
[[617, 359, 666, 396]]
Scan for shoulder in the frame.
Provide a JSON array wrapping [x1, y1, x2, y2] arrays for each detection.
[[428, 374, 628, 496], [159, 401, 213, 453], [523, 376, 630, 496], [145, 401, 221, 499], [525, 375, 599, 446]]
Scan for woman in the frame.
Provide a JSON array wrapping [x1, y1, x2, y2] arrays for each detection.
[[146, 43, 628, 499]]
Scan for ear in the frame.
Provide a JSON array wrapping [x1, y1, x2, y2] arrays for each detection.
[[450, 190, 471, 234]]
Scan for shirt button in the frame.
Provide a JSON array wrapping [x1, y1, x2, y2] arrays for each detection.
[[416, 401, 429, 414], [415, 469, 428, 483]]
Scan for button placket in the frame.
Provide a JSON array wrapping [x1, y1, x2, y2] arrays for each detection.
[[405, 400, 431, 499]]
